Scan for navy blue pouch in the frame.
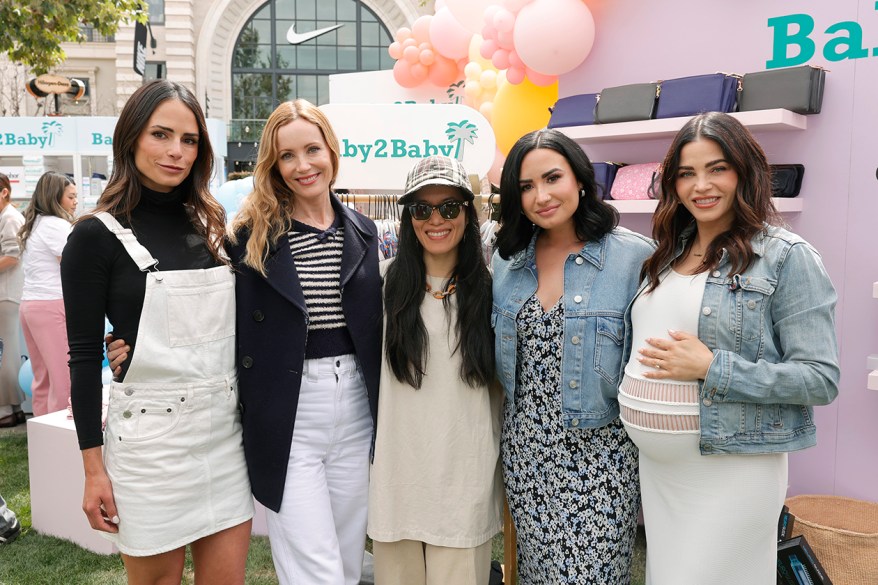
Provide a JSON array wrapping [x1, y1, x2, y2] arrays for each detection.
[[655, 73, 740, 119], [592, 162, 624, 200], [548, 93, 599, 128]]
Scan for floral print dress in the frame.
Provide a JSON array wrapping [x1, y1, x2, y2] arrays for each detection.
[[502, 296, 640, 584]]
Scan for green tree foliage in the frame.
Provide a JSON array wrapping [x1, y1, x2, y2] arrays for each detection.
[[0, 0, 145, 74]]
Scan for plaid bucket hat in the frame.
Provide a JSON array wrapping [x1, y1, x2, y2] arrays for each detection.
[[398, 155, 474, 205]]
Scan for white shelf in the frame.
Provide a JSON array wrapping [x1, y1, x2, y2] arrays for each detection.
[[560, 109, 807, 144], [607, 197, 803, 214]]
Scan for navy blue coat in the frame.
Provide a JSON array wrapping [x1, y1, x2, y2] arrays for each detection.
[[227, 194, 382, 512]]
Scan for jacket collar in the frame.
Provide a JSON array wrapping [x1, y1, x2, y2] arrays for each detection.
[[509, 228, 608, 270]]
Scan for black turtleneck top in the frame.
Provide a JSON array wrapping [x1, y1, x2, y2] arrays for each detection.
[[62, 185, 221, 450]]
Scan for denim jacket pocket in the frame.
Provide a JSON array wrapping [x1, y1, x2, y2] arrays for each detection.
[[726, 275, 775, 358], [594, 315, 625, 385]]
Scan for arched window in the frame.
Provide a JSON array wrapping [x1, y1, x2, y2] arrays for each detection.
[[230, 0, 393, 143]]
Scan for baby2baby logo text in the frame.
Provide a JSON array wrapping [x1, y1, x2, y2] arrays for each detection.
[[341, 120, 479, 163]]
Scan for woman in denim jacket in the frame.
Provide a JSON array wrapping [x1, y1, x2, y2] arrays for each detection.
[[492, 129, 653, 584], [620, 112, 839, 584]]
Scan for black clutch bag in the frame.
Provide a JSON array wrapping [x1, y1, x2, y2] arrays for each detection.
[[770, 164, 805, 197]]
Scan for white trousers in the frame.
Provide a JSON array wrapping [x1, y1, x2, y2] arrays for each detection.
[[267, 354, 372, 585]]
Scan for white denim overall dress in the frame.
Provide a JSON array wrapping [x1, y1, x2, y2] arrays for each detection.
[[95, 212, 253, 556]]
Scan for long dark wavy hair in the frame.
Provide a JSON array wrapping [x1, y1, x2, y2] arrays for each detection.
[[383, 192, 494, 389], [495, 129, 619, 259], [641, 112, 780, 291], [92, 80, 227, 262]]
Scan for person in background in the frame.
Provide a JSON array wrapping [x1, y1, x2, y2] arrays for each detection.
[[0, 172, 26, 427], [492, 129, 653, 583], [18, 171, 76, 417], [368, 156, 503, 585], [620, 111, 839, 584], [62, 80, 252, 584], [227, 99, 381, 585]]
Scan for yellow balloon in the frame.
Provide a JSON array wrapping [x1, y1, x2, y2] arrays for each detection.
[[491, 78, 558, 155]]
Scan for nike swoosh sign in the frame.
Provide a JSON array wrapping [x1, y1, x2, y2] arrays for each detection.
[[287, 23, 344, 45]]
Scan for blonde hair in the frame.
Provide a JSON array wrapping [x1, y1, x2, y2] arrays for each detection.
[[229, 99, 341, 275]]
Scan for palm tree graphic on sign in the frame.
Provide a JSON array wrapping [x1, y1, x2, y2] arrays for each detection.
[[446, 81, 464, 105], [445, 120, 478, 161], [41, 121, 63, 147]]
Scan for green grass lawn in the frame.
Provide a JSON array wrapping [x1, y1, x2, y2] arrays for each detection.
[[0, 431, 645, 584]]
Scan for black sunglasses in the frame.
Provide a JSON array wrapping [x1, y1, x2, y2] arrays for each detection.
[[407, 200, 469, 221]]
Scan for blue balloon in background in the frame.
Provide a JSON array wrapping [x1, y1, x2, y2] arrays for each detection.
[[18, 359, 33, 398], [215, 177, 253, 217]]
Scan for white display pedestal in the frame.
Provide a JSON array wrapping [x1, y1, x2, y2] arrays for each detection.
[[27, 410, 118, 554], [27, 410, 268, 555]]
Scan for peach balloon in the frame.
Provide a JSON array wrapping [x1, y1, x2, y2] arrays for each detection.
[[396, 27, 412, 42], [393, 60, 418, 88], [388, 41, 402, 60], [419, 49, 435, 66], [412, 15, 433, 43], [428, 54, 460, 87]]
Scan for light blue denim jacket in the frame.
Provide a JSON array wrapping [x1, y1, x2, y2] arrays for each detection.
[[623, 224, 840, 454], [492, 227, 655, 429]]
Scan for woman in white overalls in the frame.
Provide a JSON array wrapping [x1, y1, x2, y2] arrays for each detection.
[[62, 81, 253, 584]]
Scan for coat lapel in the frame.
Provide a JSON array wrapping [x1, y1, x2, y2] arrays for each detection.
[[263, 234, 307, 315]]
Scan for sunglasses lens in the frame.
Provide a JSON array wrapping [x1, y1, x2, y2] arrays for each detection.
[[410, 204, 432, 220], [439, 202, 462, 219]]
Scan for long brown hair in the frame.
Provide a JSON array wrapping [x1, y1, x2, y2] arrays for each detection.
[[229, 99, 341, 275], [642, 112, 780, 290], [18, 171, 74, 250], [92, 80, 227, 262]]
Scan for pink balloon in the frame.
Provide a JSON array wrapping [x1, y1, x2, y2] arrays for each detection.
[[446, 0, 502, 34], [480, 39, 499, 59], [502, 0, 530, 11], [491, 49, 511, 70], [493, 8, 515, 33], [526, 67, 557, 87], [505, 65, 525, 85], [393, 60, 418, 88], [388, 41, 402, 60], [513, 0, 595, 76], [396, 27, 412, 43], [403, 38, 417, 49], [496, 29, 513, 48], [428, 54, 460, 87], [508, 49, 523, 69], [412, 15, 433, 43], [403, 45, 420, 64], [429, 7, 473, 61]]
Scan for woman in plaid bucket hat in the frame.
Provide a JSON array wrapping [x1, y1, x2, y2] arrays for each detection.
[[368, 155, 502, 585]]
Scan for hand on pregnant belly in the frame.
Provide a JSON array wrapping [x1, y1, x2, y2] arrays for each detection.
[[638, 329, 714, 381]]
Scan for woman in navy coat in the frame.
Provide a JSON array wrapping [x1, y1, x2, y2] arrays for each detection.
[[228, 99, 381, 585]]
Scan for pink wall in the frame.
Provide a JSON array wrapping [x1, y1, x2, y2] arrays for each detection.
[[560, 0, 878, 500]]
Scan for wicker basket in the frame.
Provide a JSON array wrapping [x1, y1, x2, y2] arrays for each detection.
[[785, 495, 878, 585]]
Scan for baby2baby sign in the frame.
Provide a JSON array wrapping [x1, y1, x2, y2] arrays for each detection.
[[320, 104, 495, 190]]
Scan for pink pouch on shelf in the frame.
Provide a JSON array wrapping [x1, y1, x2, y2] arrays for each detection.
[[609, 162, 662, 200]]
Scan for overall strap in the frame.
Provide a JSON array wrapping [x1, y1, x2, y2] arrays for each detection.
[[93, 212, 159, 272]]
